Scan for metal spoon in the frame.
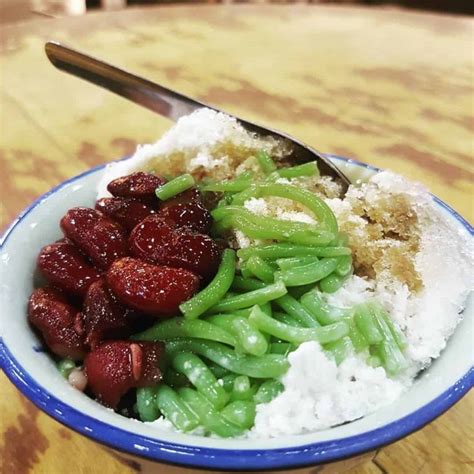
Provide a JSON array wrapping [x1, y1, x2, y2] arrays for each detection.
[[45, 41, 350, 192]]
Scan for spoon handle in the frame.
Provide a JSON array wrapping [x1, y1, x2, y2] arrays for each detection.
[[45, 41, 211, 121], [45, 41, 350, 191]]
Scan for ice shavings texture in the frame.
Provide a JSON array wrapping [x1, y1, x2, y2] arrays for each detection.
[[398, 210, 472, 364], [251, 342, 405, 437], [330, 171, 473, 367], [97, 109, 279, 197]]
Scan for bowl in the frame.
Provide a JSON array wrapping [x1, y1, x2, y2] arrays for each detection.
[[0, 155, 472, 472]]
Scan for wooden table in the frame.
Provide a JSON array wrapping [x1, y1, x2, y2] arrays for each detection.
[[0, 4, 473, 473]]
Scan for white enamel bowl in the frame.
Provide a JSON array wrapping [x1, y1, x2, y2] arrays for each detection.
[[0, 155, 472, 471]]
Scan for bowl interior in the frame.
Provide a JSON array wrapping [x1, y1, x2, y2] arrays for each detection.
[[0, 157, 472, 469]]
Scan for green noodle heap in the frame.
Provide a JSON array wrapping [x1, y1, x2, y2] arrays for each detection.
[[128, 152, 407, 436]]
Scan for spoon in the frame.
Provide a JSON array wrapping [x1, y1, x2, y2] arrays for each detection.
[[45, 41, 350, 192]]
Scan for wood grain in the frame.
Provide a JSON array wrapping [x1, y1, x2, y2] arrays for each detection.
[[0, 4, 472, 473]]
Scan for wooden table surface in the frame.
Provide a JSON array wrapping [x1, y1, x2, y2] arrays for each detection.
[[0, 4, 473, 473]]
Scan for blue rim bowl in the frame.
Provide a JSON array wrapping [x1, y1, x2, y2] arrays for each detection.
[[0, 155, 472, 471]]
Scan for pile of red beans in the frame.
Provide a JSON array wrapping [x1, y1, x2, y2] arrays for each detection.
[[28, 172, 221, 407]]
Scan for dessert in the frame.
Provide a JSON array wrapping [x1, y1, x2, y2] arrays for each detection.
[[28, 108, 472, 438]]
